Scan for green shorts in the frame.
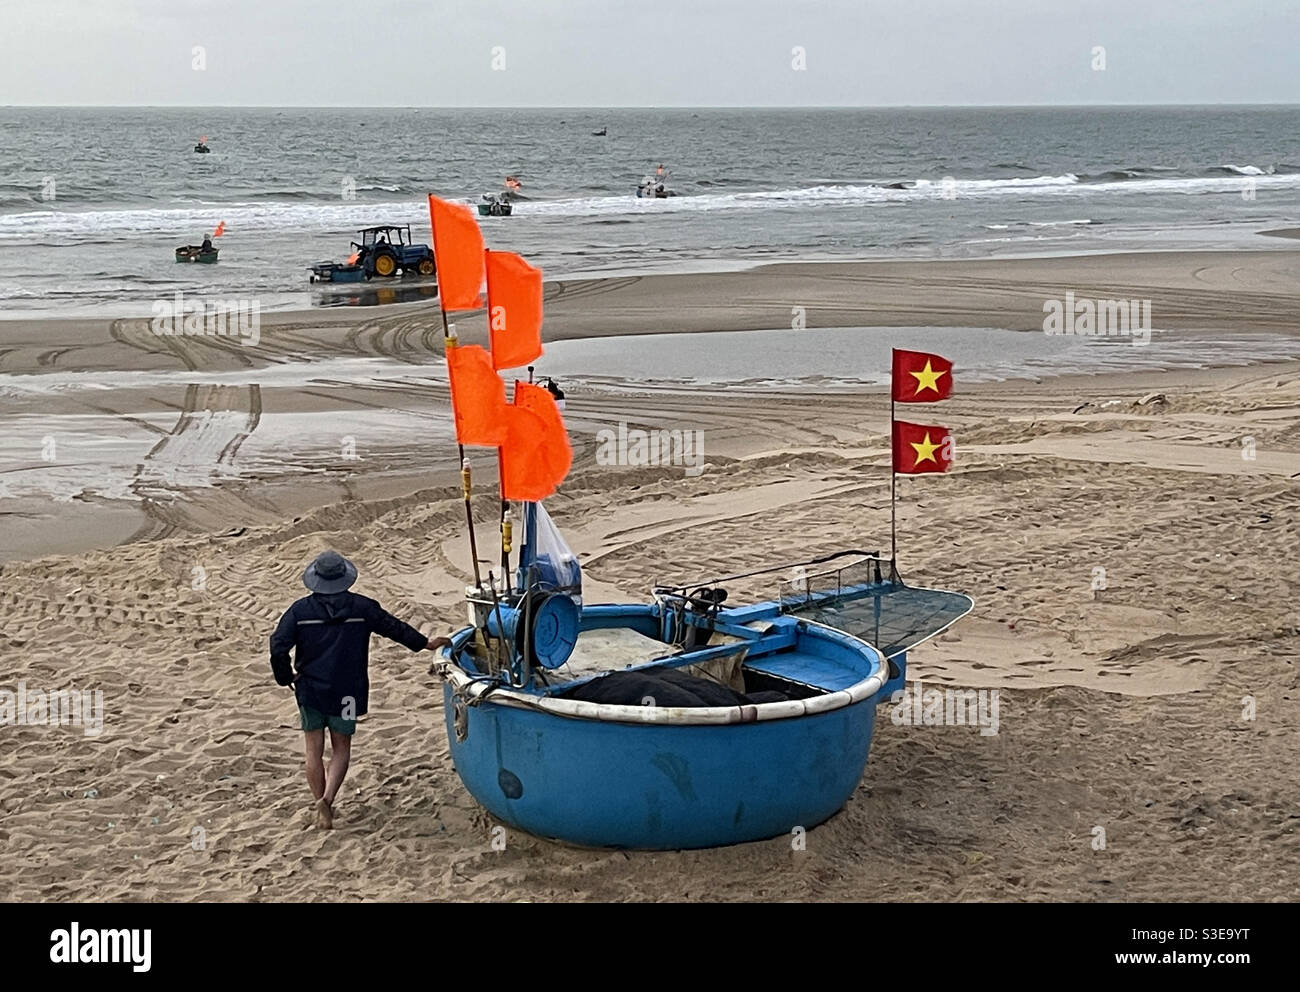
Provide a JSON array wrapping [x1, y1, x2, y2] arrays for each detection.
[[299, 705, 356, 736]]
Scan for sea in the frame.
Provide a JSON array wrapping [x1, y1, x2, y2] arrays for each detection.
[[1, 105, 1299, 316]]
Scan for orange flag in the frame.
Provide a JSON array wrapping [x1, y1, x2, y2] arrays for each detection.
[[446, 344, 507, 446], [486, 250, 543, 370], [500, 381, 571, 501], [428, 195, 485, 311], [212, 221, 226, 238], [516, 380, 571, 480]]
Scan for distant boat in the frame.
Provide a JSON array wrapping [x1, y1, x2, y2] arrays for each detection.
[[592, 127, 607, 136], [176, 244, 218, 263], [194, 136, 210, 154], [478, 192, 513, 217], [637, 164, 675, 198], [636, 183, 675, 199]]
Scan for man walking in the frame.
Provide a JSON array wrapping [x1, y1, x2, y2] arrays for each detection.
[[270, 550, 449, 829]]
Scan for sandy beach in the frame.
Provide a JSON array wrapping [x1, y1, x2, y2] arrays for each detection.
[[1, 248, 1298, 901]]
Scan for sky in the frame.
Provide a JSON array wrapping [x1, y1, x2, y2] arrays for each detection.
[[1, 0, 1297, 107]]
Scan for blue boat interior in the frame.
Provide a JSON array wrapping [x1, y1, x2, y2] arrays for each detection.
[[451, 552, 972, 708]]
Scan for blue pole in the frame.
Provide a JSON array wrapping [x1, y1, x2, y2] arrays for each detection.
[[516, 501, 538, 595]]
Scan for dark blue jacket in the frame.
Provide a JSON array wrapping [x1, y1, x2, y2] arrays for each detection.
[[269, 591, 427, 718]]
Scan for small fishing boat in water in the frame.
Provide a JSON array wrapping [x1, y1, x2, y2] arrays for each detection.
[[636, 164, 675, 198], [175, 244, 218, 263], [477, 192, 513, 216]]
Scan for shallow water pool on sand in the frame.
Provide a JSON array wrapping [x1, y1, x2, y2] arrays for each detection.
[[536, 326, 1300, 391], [1, 324, 1296, 521]]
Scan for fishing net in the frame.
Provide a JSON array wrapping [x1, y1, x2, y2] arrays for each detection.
[[777, 559, 972, 658]]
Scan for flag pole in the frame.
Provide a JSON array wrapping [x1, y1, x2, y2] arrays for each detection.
[[431, 200, 482, 590], [484, 247, 513, 590], [890, 388, 897, 578], [444, 314, 483, 592]]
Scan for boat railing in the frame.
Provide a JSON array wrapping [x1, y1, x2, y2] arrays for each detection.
[[653, 549, 894, 610]]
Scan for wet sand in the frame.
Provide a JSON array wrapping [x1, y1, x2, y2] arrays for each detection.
[[1, 249, 1298, 900]]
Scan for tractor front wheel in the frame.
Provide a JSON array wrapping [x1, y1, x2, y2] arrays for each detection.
[[417, 257, 435, 277], [372, 252, 397, 277]]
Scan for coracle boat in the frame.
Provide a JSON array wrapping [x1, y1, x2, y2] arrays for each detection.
[[442, 532, 971, 849], [175, 245, 218, 263]]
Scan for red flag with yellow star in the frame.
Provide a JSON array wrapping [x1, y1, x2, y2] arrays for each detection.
[[892, 349, 953, 402], [892, 420, 953, 475]]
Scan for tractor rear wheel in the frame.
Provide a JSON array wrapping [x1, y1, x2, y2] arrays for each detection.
[[372, 252, 397, 277], [417, 257, 435, 277]]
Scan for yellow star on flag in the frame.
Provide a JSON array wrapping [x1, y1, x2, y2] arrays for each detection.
[[910, 432, 941, 466], [909, 360, 947, 396]]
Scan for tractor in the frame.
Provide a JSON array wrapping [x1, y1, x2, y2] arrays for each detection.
[[351, 224, 436, 279]]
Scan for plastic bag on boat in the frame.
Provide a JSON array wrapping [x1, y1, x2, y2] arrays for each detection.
[[528, 502, 582, 608]]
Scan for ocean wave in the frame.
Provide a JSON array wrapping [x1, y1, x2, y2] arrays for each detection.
[[1028, 218, 1100, 227], [981, 218, 1099, 231], [3, 169, 1298, 238], [1211, 164, 1273, 176], [1084, 170, 1147, 182], [1076, 163, 1295, 183]]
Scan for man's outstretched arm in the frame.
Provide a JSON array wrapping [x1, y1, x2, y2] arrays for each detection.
[[366, 601, 450, 653]]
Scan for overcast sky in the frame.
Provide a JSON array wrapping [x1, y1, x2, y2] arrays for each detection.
[[1, 0, 1297, 107]]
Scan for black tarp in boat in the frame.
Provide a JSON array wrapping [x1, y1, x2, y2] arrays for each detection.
[[559, 665, 788, 707]]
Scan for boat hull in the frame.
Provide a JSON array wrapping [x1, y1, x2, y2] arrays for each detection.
[[175, 247, 218, 263], [444, 684, 877, 849], [308, 262, 365, 283]]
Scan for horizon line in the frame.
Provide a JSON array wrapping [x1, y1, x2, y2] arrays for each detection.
[[5, 101, 1300, 111]]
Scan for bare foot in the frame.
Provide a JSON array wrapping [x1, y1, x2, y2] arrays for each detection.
[[314, 797, 333, 830]]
